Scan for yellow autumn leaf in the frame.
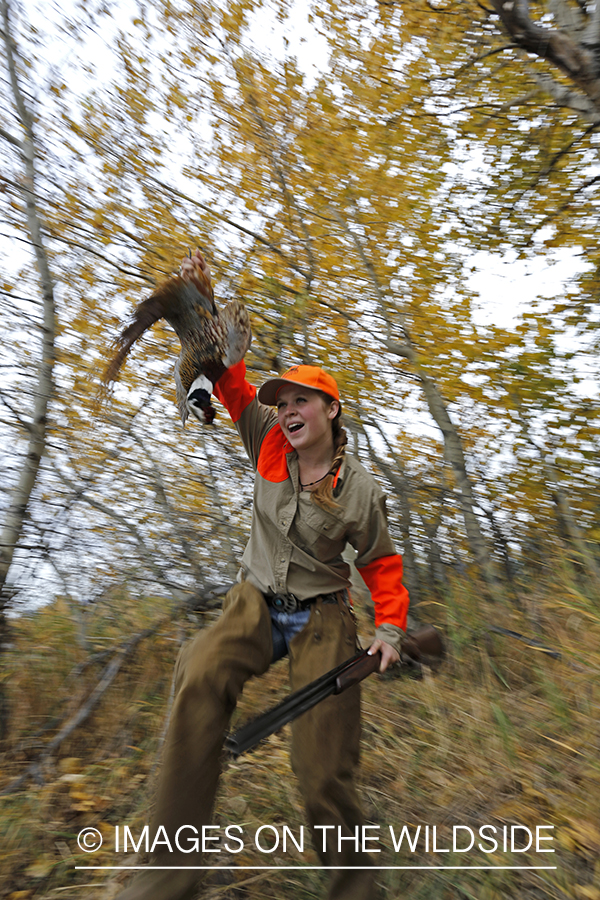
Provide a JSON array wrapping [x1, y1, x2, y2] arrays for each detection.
[[24, 857, 54, 878]]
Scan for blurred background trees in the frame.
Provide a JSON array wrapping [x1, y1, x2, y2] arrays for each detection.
[[1, 0, 597, 619], [0, 0, 598, 895]]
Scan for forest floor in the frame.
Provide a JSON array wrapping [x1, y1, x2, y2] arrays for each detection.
[[1, 571, 599, 900]]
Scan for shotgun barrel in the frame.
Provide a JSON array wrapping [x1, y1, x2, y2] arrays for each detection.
[[225, 624, 444, 757], [225, 649, 379, 757]]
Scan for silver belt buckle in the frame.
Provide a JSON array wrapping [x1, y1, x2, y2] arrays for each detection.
[[272, 593, 299, 613]]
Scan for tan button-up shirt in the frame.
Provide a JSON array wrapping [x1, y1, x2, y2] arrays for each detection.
[[214, 363, 408, 651]]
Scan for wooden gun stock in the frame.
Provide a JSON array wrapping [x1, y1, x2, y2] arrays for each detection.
[[401, 624, 445, 665], [335, 649, 381, 693], [225, 624, 444, 758]]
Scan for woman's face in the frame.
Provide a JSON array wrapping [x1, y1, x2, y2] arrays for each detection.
[[276, 385, 339, 454]]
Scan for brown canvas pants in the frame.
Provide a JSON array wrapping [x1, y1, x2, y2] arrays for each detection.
[[116, 582, 375, 900]]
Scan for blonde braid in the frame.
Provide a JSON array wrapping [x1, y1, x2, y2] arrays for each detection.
[[312, 413, 348, 510]]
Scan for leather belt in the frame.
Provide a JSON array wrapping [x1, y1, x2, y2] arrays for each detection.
[[266, 590, 348, 615]]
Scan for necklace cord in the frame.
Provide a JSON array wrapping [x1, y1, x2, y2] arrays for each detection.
[[299, 467, 336, 490]]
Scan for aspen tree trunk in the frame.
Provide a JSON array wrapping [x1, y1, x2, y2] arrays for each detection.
[[422, 513, 446, 592], [545, 459, 600, 589], [411, 361, 497, 588], [329, 208, 496, 589], [523, 432, 600, 589], [347, 406, 421, 607], [0, 0, 56, 740], [198, 431, 239, 579]]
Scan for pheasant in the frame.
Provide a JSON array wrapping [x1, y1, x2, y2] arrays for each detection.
[[103, 252, 251, 424]]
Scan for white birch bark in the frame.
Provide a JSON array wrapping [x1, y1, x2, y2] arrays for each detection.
[[0, 0, 57, 593], [0, 0, 57, 737]]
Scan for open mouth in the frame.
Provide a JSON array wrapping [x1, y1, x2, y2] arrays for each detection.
[[287, 422, 304, 434]]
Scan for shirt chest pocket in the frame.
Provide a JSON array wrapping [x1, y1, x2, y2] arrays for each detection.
[[296, 503, 347, 562]]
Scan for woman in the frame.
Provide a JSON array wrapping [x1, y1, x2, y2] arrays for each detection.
[[118, 252, 409, 900]]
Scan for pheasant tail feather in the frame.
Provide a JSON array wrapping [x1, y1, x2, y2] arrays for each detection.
[[103, 288, 175, 387]]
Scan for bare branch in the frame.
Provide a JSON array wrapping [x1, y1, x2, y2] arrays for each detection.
[[534, 172, 600, 233], [50, 464, 188, 596], [141, 170, 306, 280], [0, 393, 32, 432], [246, 91, 316, 291], [0, 622, 169, 795], [0, 124, 22, 149], [129, 430, 208, 582]]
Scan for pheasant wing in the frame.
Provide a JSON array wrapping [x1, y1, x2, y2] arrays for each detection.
[[103, 263, 215, 384]]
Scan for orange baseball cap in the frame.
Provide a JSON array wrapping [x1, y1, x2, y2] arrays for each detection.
[[258, 365, 340, 405]]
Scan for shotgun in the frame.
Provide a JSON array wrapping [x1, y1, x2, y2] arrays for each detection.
[[225, 624, 444, 757]]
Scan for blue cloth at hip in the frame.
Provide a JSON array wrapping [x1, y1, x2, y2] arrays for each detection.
[[270, 606, 311, 662]]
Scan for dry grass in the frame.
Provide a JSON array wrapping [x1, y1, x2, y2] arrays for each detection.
[[1, 571, 599, 900]]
